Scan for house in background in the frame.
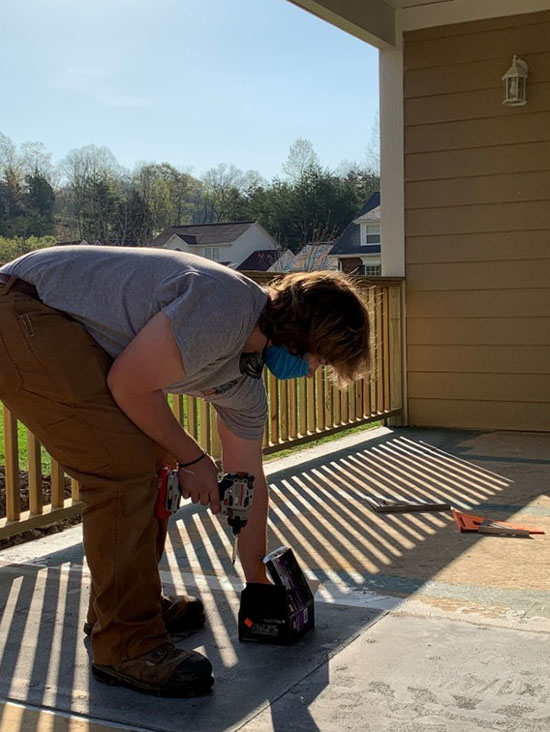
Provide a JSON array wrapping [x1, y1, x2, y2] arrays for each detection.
[[151, 221, 279, 269], [237, 248, 286, 271], [328, 191, 381, 275], [267, 241, 338, 272], [266, 248, 296, 272]]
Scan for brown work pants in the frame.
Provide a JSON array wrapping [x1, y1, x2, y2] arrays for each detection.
[[0, 281, 171, 664]]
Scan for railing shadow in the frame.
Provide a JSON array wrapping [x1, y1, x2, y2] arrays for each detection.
[[0, 426, 547, 731], [261, 428, 547, 601]]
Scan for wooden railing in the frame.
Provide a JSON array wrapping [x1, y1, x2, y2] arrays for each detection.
[[0, 275, 404, 540]]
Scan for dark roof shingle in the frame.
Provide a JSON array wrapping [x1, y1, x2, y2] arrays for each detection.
[[153, 221, 256, 248], [329, 191, 380, 256], [237, 249, 283, 271]]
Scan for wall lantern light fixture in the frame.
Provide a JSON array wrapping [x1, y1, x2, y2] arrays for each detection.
[[502, 55, 528, 106]]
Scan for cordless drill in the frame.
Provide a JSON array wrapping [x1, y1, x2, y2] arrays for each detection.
[[155, 467, 255, 563]]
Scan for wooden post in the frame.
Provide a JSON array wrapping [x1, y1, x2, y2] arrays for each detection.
[[27, 430, 43, 515], [387, 282, 404, 426], [280, 380, 289, 442], [316, 369, 325, 431], [376, 286, 384, 414], [355, 378, 364, 420], [298, 378, 307, 437], [187, 396, 198, 440], [382, 286, 391, 413], [307, 376, 316, 434], [341, 384, 349, 424], [71, 478, 80, 503], [363, 375, 371, 418], [50, 459, 65, 509], [210, 408, 222, 463], [262, 370, 270, 448], [269, 373, 279, 445], [324, 370, 333, 428], [333, 384, 341, 426], [350, 381, 357, 422], [3, 406, 20, 521], [170, 393, 184, 426], [288, 379, 297, 440], [199, 400, 210, 452], [367, 286, 378, 417]]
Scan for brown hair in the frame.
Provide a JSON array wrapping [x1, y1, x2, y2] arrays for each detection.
[[259, 271, 370, 387]]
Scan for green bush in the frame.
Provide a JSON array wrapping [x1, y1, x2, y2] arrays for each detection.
[[0, 236, 56, 265]]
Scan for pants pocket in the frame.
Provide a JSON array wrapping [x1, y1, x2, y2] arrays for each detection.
[[33, 412, 113, 480], [13, 301, 113, 403]]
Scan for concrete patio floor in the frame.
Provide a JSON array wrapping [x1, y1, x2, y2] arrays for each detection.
[[0, 426, 548, 731]]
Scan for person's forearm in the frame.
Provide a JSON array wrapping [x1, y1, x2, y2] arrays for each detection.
[[107, 378, 202, 464], [216, 417, 268, 583], [237, 474, 269, 583]]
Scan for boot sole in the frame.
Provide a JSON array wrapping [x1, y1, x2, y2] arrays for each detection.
[[92, 664, 214, 698]]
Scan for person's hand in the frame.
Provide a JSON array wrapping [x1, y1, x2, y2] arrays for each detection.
[[178, 453, 221, 514]]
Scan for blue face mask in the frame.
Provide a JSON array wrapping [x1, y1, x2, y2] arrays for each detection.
[[264, 346, 309, 380]]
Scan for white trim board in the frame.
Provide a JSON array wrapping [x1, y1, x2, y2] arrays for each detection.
[[379, 43, 404, 279]]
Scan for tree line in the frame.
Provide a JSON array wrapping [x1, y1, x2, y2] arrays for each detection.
[[0, 131, 379, 261]]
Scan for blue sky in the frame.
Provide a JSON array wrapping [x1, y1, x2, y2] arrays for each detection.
[[0, 0, 379, 180]]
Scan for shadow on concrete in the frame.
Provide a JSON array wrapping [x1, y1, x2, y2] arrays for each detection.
[[0, 426, 548, 731], [0, 557, 379, 732]]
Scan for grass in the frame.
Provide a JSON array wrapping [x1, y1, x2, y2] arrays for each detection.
[[264, 421, 381, 462], [0, 416, 51, 473], [1, 409, 382, 476], [2, 377, 381, 475], [0, 396, 184, 474]]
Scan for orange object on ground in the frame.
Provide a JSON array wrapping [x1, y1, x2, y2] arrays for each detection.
[[452, 509, 545, 536]]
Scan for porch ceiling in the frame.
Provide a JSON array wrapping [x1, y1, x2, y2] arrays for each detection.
[[288, 1, 550, 46], [287, 0, 458, 48], [288, 0, 396, 48]]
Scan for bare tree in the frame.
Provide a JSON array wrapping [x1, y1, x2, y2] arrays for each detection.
[[199, 163, 263, 223], [19, 141, 56, 183], [60, 145, 124, 241], [0, 131, 17, 175], [60, 144, 122, 186], [282, 138, 320, 183]]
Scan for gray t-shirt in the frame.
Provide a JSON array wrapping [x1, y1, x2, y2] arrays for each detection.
[[0, 245, 268, 439]]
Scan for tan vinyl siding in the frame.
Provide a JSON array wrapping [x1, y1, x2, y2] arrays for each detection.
[[408, 345, 550, 375], [404, 11, 550, 432]]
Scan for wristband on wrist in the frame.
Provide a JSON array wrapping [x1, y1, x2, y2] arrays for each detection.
[[177, 451, 207, 469]]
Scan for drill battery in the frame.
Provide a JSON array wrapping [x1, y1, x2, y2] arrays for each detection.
[[239, 546, 315, 645]]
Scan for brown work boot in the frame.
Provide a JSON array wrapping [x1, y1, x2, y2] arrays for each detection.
[[92, 642, 214, 697], [161, 594, 206, 634], [83, 593, 206, 636]]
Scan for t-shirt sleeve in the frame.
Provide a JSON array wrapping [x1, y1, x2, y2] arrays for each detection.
[[211, 377, 267, 440], [162, 274, 248, 378]]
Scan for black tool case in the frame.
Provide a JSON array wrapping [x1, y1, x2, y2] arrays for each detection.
[[238, 547, 315, 645]]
